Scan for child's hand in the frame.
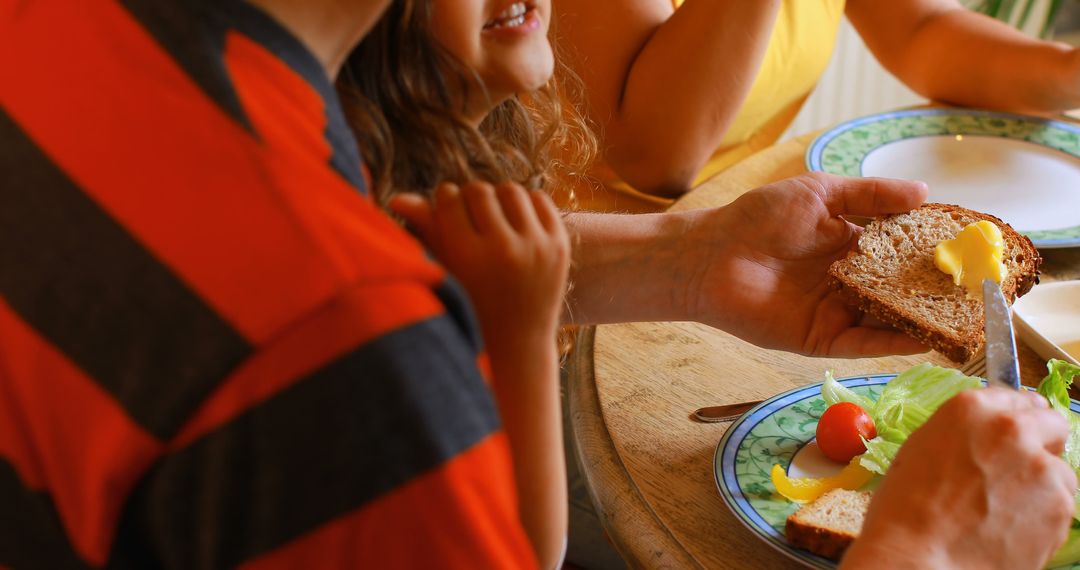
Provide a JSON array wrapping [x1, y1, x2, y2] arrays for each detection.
[[393, 183, 570, 567], [389, 182, 570, 344]]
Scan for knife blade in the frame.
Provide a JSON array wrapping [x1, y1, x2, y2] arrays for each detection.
[[982, 278, 1021, 390]]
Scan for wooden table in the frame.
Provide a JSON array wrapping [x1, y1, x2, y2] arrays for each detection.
[[567, 132, 1080, 569]]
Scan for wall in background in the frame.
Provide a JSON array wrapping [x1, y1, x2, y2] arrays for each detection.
[[785, 4, 1080, 141]]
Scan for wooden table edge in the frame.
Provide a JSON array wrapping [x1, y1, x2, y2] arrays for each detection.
[[567, 326, 703, 569]]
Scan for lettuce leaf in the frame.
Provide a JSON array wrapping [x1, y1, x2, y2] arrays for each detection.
[[822, 370, 875, 410], [859, 438, 902, 475], [1035, 360, 1080, 567], [869, 363, 983, 431], [1037, 359, 1080, 472], [823, 363, 982, 474]]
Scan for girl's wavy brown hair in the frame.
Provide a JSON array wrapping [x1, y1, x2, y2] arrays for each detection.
[[335, 0, 596, 205]]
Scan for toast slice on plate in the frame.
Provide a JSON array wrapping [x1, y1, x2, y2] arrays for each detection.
[[785, 488, 871, 561], [828, 203, 1040, 363]]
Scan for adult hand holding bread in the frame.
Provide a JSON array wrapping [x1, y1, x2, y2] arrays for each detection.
[[829, 203, 1041, 363], [678, 171, 1040, 362], [679, 172, 931, 357], [842, 388, 1076, 569]]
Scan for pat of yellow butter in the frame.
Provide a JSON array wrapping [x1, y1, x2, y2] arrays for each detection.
[[934, 220, 1007, 295]]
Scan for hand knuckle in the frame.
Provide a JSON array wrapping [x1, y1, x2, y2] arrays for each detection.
[[1030, 453, 1053, 478], [946, 390, 980, 419], [989, 413, 1023, 440], [492, 237, 517, 258], [1046, 409, 1071, 432], [1023, 390, 1050, 408], [956, 388, 982, 405]]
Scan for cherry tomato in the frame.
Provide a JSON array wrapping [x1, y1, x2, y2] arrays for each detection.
[[816, 402, 877, 464]]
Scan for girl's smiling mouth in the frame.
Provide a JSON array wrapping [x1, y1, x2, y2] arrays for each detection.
[[483, 2, 539, 33]]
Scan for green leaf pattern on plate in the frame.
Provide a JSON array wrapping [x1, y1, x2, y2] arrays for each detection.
[[818, 113, 1080, 242], [735, 386, 882, 534], [729, 380, 1080, 570]]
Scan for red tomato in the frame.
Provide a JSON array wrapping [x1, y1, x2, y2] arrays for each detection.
[[816, 402, 877, 464]]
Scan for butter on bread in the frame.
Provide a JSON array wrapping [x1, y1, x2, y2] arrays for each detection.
[[785, 488, 871, 561], [827, 203, 1041, 363]]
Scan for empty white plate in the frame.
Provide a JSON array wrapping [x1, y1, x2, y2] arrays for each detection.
[[807, 109, 1080, 248]]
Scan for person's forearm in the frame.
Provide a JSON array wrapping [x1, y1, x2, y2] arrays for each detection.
[[486, 332, 566, 569], [851, 3, 1076, 113], [563, 211, 701, 324], [560, 0, 780, 194], [900, 10, 1073, 112]]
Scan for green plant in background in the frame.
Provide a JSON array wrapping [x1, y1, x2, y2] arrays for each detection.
[[963, 0, 1069, 38]]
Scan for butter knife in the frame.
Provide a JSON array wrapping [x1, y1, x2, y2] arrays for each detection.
[[982, 278, 1021, 390]]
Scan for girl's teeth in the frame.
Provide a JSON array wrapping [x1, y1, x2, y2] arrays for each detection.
[[497, 2, 527, 19], [487, 3, 529, 28]]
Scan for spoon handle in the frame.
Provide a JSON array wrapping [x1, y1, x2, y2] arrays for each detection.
[[691, 400, 765, 423]]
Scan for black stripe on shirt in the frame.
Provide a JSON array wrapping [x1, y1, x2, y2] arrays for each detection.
[[435, 278, 484, 354], [0, 108, 252, 440], [108, 314, 502, 569], [0, 458, 89, 570], [119, 0, 252, 131], [122, 0, 366, 192], [223, 1, 367, 191]]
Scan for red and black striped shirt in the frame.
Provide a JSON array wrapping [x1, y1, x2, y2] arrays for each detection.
[[0, 0, 535, 567]]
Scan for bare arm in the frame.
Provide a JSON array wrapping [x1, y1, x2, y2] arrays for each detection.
[[486, 329, 565, 569], [564, 174, 932, 357], [388, 185, 568, 568], [563, 210, 694, 325], [556, 0, 780, 195], [847, 0, 1080, 114]]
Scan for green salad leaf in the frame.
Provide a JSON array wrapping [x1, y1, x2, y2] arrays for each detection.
[[821, 370, 875, 410], [836, 363, 982, 475], [1037, 359, 1080, 474], [822, 360, 1080, 567], [1034, 359, 1080, 570], [858, 438, 901, 475]]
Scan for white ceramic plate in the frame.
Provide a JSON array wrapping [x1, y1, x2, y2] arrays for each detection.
[[714, 374, 1080, 569], [806, 109, 1080, 248], [1014, 280, 1080, 366]]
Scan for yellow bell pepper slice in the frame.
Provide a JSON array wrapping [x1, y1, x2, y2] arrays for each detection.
[[770, 457, 874, 503]]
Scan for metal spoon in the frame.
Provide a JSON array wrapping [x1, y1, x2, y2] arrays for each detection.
[[691, 400, 764, 423]]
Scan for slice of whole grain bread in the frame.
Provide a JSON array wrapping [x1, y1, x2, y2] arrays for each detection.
[[828, 203, 1040, 363], [785, 488, 871, 561]]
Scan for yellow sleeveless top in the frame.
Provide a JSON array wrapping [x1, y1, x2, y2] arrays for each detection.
[[579, 0, 845, 212]]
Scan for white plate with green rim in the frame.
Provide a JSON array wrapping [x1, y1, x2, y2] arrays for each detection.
[[806, 109, 1080, 248], [713, 374, 1080, 569]]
